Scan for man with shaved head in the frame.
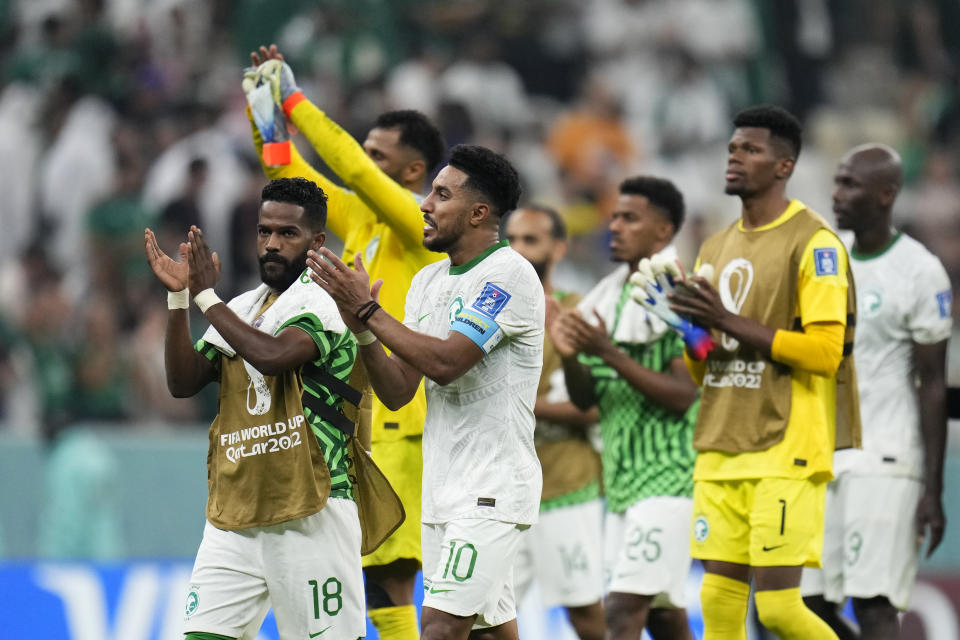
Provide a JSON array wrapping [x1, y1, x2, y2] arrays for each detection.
[[801, 144, 953, 639]]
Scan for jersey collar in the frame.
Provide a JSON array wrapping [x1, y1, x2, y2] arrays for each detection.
[[449, 239, 509, 275], [737, 199, 807, 232]]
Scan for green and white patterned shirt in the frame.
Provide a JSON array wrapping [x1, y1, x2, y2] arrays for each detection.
[[581, 281, 698, 513]]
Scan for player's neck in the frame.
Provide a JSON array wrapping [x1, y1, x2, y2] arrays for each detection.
[[739, 192, 791, 230], [853, 220, 894, 256], [541, 277, 554, 296], [448, 230, 502, 267]]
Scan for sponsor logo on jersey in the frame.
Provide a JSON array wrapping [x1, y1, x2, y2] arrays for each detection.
[[937, 290, 952, 319], [471, 282, 511, 319], [813, 247, 838, 276], [718, 258, 754, 351]]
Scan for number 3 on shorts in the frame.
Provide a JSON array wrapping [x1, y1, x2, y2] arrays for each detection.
[[309, 578, 343, 618]]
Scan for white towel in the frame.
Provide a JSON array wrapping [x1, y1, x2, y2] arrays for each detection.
[[201, 271, 348, 358], [577, 246, 677, 345]]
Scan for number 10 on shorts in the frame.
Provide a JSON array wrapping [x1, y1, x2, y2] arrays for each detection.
[[442, 539, 478, 582]]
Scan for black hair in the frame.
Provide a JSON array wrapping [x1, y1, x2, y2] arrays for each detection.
[[733, 105, 803, 159], [619, 176, 685, 233], [374, 110, 446, 173], [260, 177, 327, 230], [447, 144, 521, 218], [503, 204, 567, 240]]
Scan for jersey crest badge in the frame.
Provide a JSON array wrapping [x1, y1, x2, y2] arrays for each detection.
[[813, 248, 838, 276], [471, 282, 511, 319], [693, 516, 709, 542]]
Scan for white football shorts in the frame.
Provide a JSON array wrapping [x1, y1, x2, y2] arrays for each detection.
[[801, 474, 923, 610], [422, 518, 527, 628], [184, 498, 364, 640], [514, 498, 605, 608], [604, 496, 694, 608]]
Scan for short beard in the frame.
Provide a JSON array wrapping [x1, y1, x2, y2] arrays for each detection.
[[724, 183, 746, 196], [529, 258, 549, 281], [423, 215, 468, 254], [259, 249, 308, 291]]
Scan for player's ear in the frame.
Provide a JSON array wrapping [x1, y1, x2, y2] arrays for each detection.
[[311, 230, 326, 250], [404, 159, 426, 184], [878, 184, 898, 208], [470, 202, 491, 226], [552, 239, 568, 262], [775, 156, 796, 180]]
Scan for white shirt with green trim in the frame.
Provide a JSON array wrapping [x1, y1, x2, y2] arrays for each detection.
[[404, 240, 544, 524], [835, 232, 953, 479]]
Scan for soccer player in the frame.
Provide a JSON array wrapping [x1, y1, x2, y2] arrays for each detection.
[[247, 45, 447, 640], [145, 177, 365, 640], [307, 144, 543, 640], [551, 177, 700, 640], [669, 106, 861, 640], [503, 205, 605, 640], [801, 144, 953, 639]]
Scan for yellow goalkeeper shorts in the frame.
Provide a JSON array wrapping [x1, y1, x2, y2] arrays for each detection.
[[690, 477, 826, 568]]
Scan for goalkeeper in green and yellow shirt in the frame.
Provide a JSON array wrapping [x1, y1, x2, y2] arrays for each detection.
[[245, 44, 446, 640]]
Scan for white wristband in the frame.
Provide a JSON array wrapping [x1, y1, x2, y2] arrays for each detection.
[[354, 329, 377, 346], [194, 288, 223, 314], [167, 289, 189, 309]]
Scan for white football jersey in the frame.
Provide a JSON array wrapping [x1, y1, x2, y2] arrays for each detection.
[[834, 232, 952, 478], [404, 241, 544, 524]]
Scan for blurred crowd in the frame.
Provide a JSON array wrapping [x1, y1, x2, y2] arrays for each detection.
[[1, 0, 959, 439]]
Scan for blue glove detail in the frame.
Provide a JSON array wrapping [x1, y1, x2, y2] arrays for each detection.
[[629, 256, 716, 359]]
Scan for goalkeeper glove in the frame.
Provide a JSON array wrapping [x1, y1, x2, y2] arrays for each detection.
[[257, 58, 304, 115], [243, 59, 290, 166], [628, 255, 716, 360]]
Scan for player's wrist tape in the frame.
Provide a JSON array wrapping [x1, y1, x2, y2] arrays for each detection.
[[356, 301, 381, 324], [194, 288, 223, 314], [167, 289, 189, 309], [282, 91, 306, 117], [354, 330, 377, 346], [262, 140, 291, 166]]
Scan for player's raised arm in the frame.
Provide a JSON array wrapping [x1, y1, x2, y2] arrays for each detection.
[[287, 99, 429, 251], [144, 228, 217, 397], [187, 225, 322, 376], [244, 82, 367, 245], [249, 45, 438, 252]]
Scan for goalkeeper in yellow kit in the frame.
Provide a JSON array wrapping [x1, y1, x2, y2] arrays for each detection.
[[246, 44, 446, 640]]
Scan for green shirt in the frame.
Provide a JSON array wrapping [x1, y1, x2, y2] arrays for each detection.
[[583, 283, 698, 513]]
